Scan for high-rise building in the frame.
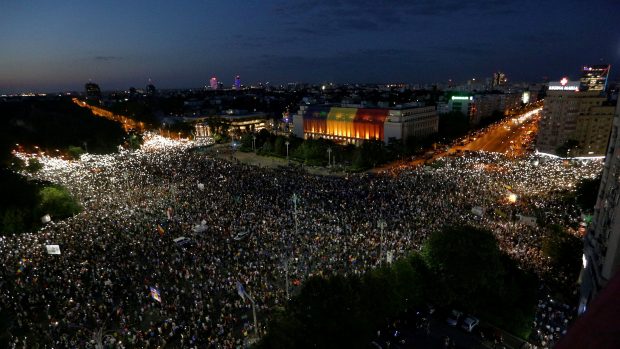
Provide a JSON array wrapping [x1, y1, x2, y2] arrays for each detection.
[[492, 71, 507, 88], [579, 101, 620, 314], [536, 78, 615, 156], [580, 64, 611, 92], [210, 76, 218, 90], [146, 83, 156, 97], [234, 75, 241, 90], [85, 82, 102, 103]]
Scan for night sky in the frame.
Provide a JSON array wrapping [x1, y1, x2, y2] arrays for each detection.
[[1, 0, 619, 93]]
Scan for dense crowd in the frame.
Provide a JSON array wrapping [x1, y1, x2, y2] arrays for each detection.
[[0, 135, 601, 348]]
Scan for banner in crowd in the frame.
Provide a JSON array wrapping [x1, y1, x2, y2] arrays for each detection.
[[45, 245, 61, 255], [517, 214, 537, 227], [471, 206, 484, 217], [386, 251, 394, 264]]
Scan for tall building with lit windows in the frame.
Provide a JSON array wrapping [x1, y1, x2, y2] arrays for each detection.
[[292, 104, 438, 144], [85, 82, 102, 101], [580, 101, 620, 314], [580, 64, 611, 92], [234, 75, 241, 90], [536, 78, 615, 156], [492, 71, 507, 88]]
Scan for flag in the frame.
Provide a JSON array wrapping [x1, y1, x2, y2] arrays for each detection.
[[157, 224, 165, 236], [16, 258, 28, 275], [150, 287, 162, 302], [236, 281, 247, 302]]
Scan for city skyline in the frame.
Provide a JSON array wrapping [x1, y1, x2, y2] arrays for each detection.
[[1, 0, 619, 94]]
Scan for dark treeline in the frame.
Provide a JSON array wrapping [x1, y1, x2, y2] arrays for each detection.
[[0, 97, 126, 158], [0, 97, 122, 235]]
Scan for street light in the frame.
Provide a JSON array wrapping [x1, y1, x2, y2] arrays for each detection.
[[283, 193, 300, 300], [327, 147, 332, 167], [377, 219, 386, 265], [252, 135, 256, 151], [285, 141, 290, 163]]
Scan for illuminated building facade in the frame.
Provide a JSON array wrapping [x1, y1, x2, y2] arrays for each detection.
[[580, 102, 620, 314], [537, 79, 615, 156], [194, 111, 270, 138], [580, 64, 611, 92], [292, 104, 438, 144], [234, 75, 241, 90], [440, 93, 522, 125], [210, 77, 218, 90]]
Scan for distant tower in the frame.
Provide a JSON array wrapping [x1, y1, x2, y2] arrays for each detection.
[[210, 76, 218, 90], [146, 79, 157, 96], [85, 82, 102, 103], [492, 72, 507, 88], [580, 64, 611, 92], [234, 75, 241, 90]]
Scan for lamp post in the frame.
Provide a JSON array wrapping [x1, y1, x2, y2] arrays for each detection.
[[507, 192, 517, 233], [377, 219, 386, 265], [327, 147, 332, 167], [283, 193, 300, 300], [252, 135, 256, 151], [285, 141, 290, 163]]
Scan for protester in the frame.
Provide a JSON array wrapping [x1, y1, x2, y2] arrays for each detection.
[[1, 134, 598, 348]]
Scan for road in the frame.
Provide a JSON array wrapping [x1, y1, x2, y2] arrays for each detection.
[[438, 107, 542, 160], [452, 110, 540, 156]]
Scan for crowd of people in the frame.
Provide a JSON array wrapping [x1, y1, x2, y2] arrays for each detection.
[[0, 134, 601, 348]]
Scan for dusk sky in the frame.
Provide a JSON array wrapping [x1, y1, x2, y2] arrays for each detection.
[[1, 0, 619, 93]]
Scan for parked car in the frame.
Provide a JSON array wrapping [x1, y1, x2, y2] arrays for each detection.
[[461, 316, 479, 332], [446, 310, 463, 326]]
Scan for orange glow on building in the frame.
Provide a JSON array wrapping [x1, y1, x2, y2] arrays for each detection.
[[301, 106, 388, 142]]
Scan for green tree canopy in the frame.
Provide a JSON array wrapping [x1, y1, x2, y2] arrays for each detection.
[[36, 186, 81, 220], [422, 225, 504, 311], [25, 158, 43, 173]]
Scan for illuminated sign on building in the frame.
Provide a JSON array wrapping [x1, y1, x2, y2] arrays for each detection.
[[451, 96, 473, 101], [549, 79, 580, 91]]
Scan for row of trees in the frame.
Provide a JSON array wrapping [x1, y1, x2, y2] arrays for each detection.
[[243, 132, 393, 170], [257, 225, 539, 348], [237, 130, 429, 170]]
